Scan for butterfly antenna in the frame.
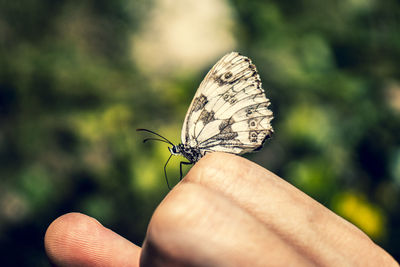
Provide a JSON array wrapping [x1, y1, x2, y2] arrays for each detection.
[[138, 128, 174, 189], [143, 138, 172, 144], [136, 128, 174, 146]]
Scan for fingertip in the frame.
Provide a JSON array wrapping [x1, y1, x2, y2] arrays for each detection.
[[45, 212, 140, 267], [44, 213, 82, 264]]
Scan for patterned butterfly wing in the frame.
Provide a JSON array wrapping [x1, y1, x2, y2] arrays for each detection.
[[181, 52, 273, 157]]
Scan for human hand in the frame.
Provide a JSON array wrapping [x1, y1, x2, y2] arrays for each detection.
[[45, 152, 398, 266]]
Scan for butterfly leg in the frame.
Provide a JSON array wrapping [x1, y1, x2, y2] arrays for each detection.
[[179, 161, 193, 181], [163, 154, 173, 189]]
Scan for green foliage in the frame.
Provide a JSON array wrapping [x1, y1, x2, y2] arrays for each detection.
[[1, 0, 399, 265]]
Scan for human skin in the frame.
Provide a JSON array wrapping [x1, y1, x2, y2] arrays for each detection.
[[44, 152, 399, 266]]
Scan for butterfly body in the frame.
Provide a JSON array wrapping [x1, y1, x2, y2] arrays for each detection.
[[138, 52, 273, 188], [169, 144, 202, 163]]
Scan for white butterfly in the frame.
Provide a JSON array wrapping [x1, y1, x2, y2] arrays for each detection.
[[138, 52, 273, 188]]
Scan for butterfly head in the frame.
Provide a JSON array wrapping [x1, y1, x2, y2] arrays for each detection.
[[169, 144, 182, 155]]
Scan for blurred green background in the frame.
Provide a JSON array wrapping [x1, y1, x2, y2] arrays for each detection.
[[1, 0, 399, 265]]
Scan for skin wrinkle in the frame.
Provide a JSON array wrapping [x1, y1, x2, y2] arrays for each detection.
[[45, 214, 103, 266], [151, 183, 313, 266], [181, 156, 319, 266], [144, 185, 221, 266], [182, 153, 380, 266], [45, 213, 140, 267]]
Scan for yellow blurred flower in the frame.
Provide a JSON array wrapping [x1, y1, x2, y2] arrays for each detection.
[[332, 192, 386, 240]]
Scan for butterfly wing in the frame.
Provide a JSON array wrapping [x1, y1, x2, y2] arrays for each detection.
[[181, 52, 273, 156]]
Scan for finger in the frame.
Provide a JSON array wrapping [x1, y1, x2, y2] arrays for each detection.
[[183, 152, 397, 266], [141, 182, 311, 267], [45, 213, 141, 267]]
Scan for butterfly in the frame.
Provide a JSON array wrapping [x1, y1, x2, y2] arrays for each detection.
[[137, 52, 274, 188]]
